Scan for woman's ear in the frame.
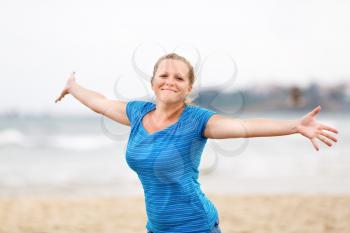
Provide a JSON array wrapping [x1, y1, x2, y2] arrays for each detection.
[[188, 85, 192, 92], [150, 77, 154, 90]]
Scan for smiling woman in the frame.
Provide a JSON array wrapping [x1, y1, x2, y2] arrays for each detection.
[[55, 52, 338, 233]]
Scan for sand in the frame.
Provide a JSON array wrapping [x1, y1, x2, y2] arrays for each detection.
[[0, 194, 349, 233]]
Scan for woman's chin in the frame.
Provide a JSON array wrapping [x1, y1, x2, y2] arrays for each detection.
[[157, 96, 182, 104]]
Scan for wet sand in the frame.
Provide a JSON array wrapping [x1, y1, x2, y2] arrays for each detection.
[[0, 194, 349, 233]]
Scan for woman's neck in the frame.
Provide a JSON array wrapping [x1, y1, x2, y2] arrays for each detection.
[[153, 101, 185, 123]]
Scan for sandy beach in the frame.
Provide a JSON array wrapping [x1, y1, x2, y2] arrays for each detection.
[[0, 194, 349, 233]]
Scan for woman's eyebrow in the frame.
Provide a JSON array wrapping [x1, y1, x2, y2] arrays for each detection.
[[159, 72, 184, 77]]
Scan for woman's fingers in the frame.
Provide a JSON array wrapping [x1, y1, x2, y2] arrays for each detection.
[[69, 72, 76, 82], [54, 93, 61, 103], [317, 135, 332, 147], [54, 93, 63, 103], [55, 89, 67, 103], [321, 124, 338, 134], [310, 138, 319, 151], [55, 72, 75, 103], [309, 131, 337, 151], [309, 105, 321, 117], [320, 131, 337, 143]]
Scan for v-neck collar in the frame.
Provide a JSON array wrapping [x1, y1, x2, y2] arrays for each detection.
[[140, 102, 188, 136]]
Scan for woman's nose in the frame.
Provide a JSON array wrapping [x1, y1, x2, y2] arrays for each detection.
[[165, 77, 176, 85]]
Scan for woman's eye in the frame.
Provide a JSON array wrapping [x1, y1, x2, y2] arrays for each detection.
[[160, 75, 167, 78], [176, 77, 183, 80]]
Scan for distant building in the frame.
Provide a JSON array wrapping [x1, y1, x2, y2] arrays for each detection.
[[345, 83, 350, 104], [288, 86, 307, 108]]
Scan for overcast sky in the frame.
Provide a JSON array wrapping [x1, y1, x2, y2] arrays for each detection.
[[1, 0, 349, 114]]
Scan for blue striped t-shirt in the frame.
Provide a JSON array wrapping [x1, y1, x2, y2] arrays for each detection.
[[125, 100, 219, 233]]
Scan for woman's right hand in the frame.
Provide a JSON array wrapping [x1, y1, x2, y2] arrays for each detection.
[[55, 72, 76, 103]]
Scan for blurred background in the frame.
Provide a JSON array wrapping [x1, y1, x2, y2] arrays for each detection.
[[0, 0, 349, 232]]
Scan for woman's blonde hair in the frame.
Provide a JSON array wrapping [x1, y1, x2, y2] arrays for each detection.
[[151, 53, 195, 104]]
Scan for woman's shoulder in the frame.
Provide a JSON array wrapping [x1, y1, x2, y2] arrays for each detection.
[[182, 104, 217, 138], [183, 104, 217, 125], [126, 100, 154, 124], [127, 100, 154, 110]]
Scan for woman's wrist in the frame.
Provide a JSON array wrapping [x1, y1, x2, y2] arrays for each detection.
[[294, 119, 301, 134]]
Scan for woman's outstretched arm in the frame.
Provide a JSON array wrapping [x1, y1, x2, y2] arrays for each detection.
[[204, 106, 338, 151], [55, 72, 130, 126]]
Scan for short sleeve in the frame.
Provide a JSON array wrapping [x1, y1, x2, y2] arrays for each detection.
[[193, 106, 217, 139], [126, 100, 148, 127]]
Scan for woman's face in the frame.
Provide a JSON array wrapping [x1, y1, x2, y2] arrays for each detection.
[[151, 59, 192, 105]]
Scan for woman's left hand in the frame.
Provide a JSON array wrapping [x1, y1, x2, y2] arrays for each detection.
[[297, 105, 338, 151]]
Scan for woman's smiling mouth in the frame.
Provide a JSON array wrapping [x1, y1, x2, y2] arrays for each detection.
[[161, 88, 177, 93]]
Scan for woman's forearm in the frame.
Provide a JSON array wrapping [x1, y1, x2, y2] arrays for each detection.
[[242, 118, 300, 138], [69, 82, 107, 113]]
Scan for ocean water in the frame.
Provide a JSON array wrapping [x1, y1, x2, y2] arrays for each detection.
[[0, 113, 349, 197]]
